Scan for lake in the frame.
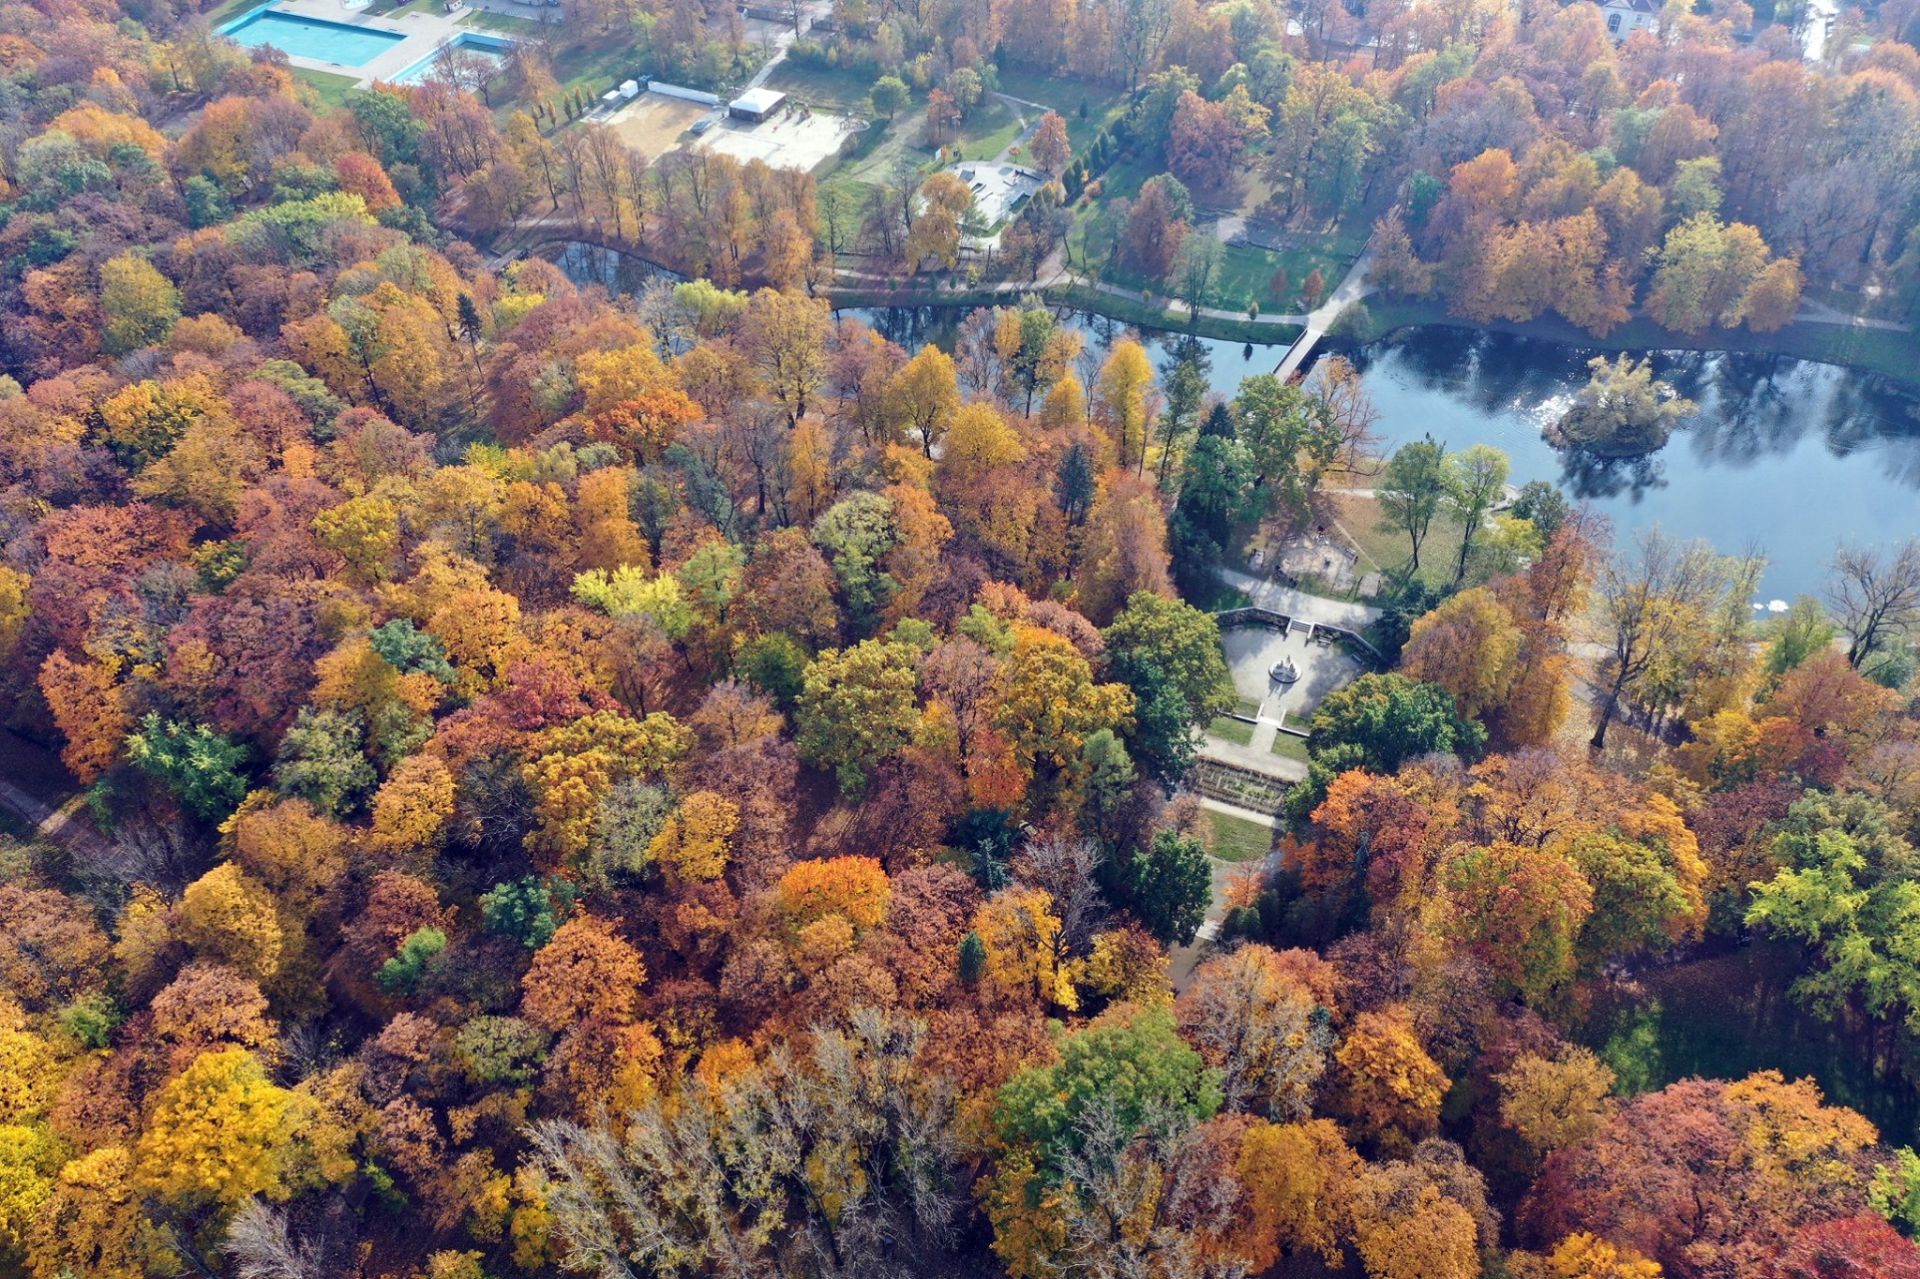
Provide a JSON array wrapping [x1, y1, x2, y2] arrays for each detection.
[[850, 305, 1920, 599], [550, 246, 1920, 600]]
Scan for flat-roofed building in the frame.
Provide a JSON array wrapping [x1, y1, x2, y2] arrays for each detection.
[[729, 87, 786, 122]]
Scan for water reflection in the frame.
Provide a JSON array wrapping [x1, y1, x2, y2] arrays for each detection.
[[548, 243, 1920, 598], [841, 308, 1920, 595], [1341, 332, 1920, 596]]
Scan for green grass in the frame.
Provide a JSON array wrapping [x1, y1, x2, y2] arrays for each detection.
[[292, 66, 364, 109], [992, 67, 1129, 155], [547, 30, 686, 105], [949, 97, 1022, 161], [1269, 731, 1311, 763], [1068, 213, 1362, 318], [1329, 488, 1467, 592], [461, 9, 540, 31], [1208, 715, 1255, 747], [1205, 809, 1275, 863], [764, 60, 882, 113], [1213, 233, 1367, 313]]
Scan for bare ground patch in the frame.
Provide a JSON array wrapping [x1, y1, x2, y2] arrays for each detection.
[[605, 93, 711, 161]]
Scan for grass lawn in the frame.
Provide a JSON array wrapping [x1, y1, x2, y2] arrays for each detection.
[[1269, 731, 1311, 763], [292, 67, 364, 109], [949, 97, 1022, 161], [1329, 489, 1466, 591], [1070, 225, 1362, 319], [1206, 809, 1275, 864], [1208, 715, 1256, 746], [1217, 231, 1367, 312], [462, 9, 541, 31], [764, 60, 881, 114], [992, 67, 1129, 152], [547, 30, 679, 105]]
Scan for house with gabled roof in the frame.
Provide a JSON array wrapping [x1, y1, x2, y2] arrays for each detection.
[[1594, 0, 1659, 39]]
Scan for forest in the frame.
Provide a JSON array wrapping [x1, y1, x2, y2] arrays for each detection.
[[3, 0, 1920, 1275]]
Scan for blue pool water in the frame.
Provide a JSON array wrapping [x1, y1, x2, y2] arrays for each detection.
[[391, 31, 513, 84], [222, 10, 405, 66]]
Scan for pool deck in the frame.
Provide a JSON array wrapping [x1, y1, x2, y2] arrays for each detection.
[[229, 0, 479, 88]]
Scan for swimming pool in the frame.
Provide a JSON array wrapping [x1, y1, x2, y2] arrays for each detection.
[[390, 31, 514, 84], [221, 9, 405, 66]]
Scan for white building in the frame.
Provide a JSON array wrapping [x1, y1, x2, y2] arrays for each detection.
[[728, 87, 787, 122], [1594, 0, 1658, 40]]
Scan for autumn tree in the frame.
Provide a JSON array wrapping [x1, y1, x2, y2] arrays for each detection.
[[134, 1048, 307, 1212], [1176, 945, 1337, 1117], [1030, 111, 1071, 176], [520, 915, 647, 1033], [1400, 588, 1524, 721], [796, 637, 922, 794], [908, 171, 973, 271], [1378, 436, 1449, 574], [1525, 1072, 1880, 1278], [99, 252, 180, 354], [741, 288, 831, 425], [972, 886, 1077, 1010], [1350, 1142, 1492, 1279], [177, 864, 284, 981], [888, 345, 960, 457], [1124, 174, 1192, 280], [1334, 1005, 1449, 1145], [1589, 530, 1745, 749], [1498, 1048, 1617, 1158]]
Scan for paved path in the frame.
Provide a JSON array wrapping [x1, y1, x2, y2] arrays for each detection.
[[1794, 298, 1910, 332], [0, 729, 123, 868], [1218, 567, 1383, 629], [1276, 237, 1376, 381], [1172, 817, 1282, 988], [1197, 731, 1308, 780]]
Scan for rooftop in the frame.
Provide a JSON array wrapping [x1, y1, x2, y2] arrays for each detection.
[[730, 87, 786, 114]]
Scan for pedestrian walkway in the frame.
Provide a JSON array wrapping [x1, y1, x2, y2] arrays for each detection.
[[1218, 567, 1382, 630], [1276, 237, 1376, 381]]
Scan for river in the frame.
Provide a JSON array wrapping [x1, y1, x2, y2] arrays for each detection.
[[551, 245, 1920, 599]]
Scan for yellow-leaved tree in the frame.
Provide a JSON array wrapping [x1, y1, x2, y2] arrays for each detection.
[[30, 1145, 175, 1279], [368, 753, 458, 861], [971, 886, 1077, 1011], [647, 791, 739, 884], [134, 1048, 307, 1211], [176, 863, 284, 981]]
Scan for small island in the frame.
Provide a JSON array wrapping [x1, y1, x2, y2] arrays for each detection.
[[1546, 355, 1698, 458]]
